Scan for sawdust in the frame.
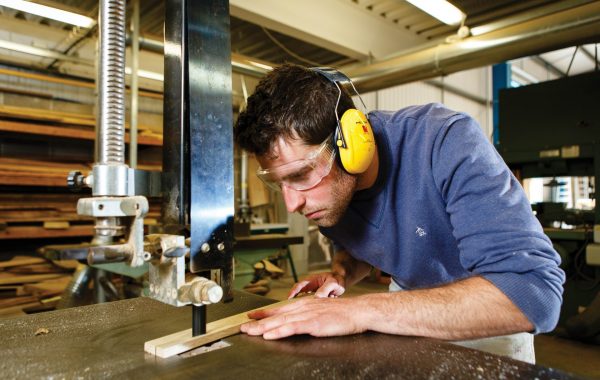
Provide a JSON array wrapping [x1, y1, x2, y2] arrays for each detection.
[[34, 327, 49, 336]]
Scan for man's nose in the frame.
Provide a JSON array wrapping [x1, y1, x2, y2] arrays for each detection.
[[281, 185, 306, 213]]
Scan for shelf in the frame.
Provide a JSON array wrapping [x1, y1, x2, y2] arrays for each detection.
[[0, 119, 162, 146], [0, 157, 161, 187]]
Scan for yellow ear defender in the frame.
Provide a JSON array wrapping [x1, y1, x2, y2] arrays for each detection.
[[310, 67, 375, 174]]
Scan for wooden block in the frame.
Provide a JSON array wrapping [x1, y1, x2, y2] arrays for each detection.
[[23, 277, 71, 297], [22, 298, 60, 314], [43, 221, 70, 230], [145, 299, 295, 358], [253, 260, 285, 274]]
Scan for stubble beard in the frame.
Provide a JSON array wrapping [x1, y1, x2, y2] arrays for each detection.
[[312, 169, 357, 227]]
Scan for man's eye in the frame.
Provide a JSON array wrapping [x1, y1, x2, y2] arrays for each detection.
[[285, 167, 311, 182]]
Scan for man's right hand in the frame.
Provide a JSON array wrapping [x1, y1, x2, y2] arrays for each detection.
[[287, 272, 346, 299]]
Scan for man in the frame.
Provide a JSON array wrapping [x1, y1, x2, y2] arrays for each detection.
[[234, 64, 564, 363]]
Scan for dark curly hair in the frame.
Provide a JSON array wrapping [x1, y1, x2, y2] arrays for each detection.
[[234, 64, 355, 156]]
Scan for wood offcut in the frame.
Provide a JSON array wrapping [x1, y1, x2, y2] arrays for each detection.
[[145, 299, 296, 358]]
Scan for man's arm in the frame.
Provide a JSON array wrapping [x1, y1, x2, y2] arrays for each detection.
[[241, 276, 534, 340], [363, 276, 533, 339], [431, 115, 564, 333], [287, 250, 371, 298], [332, 249, 372, 287]]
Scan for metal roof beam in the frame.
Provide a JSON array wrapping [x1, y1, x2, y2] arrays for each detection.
[[229, 0, 423, 60], [531, 55, 565, 77]]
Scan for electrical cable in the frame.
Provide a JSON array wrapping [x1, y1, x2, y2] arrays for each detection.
[[261, 27, 323, 66]]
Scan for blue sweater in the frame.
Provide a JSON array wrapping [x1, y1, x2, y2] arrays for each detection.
[[320, 103, 565, 333]]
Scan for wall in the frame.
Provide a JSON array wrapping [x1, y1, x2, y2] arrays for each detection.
[[357, 66, 493, 140]]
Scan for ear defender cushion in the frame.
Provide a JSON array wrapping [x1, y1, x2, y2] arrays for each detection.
[[337, 109, 375, 174]]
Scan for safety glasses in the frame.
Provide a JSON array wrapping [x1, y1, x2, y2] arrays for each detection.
[[257, 135, 336, 192]]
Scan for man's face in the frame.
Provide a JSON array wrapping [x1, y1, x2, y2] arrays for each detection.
[[257, 136, 357, 227]]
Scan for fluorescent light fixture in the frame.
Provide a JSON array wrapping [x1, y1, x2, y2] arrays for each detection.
[[125, 67, 164, 82], [406, 0, 465, 26], [248, 60, 273, 71], [0, 0, 95, 28]]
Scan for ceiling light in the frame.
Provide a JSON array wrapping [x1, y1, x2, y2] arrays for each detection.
[[0, 0, 95, 28], [406, 0, 465, 26], [126, 67, 164, 82]]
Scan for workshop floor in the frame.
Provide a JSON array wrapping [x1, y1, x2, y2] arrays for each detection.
[[262, 274, 600, 379]]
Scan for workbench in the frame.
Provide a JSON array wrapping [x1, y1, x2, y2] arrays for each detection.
[[234, 233, 304, 287], [0, 292, 577, 379]]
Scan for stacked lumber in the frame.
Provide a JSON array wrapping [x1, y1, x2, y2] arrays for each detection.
[[0, 67, 163, 100], [0, 255, 76, 318], [0, 157, 91, 187], [0, 104, 163, 146], [0, 157, 161, 187], [0, 193, 161, 239]]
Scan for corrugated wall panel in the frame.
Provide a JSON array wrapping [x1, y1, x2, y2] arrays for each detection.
[[377, 81, 441, 110], [356, 68, 492, 141], [444, 92, 492, 139]]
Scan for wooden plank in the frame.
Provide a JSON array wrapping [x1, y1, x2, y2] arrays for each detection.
[[1, 213, 90, 223], [0, 256, 46, 269], [0, 157, 90, 170], [0, 225, 94, 239], [7, 264, 63, 274], [0, 67, 164, 100], [0, 120, 162, 146], [145, 299, 295, 358], [0, 104, 95, 126], [23, 277, 71, 297], [0, 273, 66, 285], [0, 104, 151, 131], [0, 295, 39, 308], [43, 221, 70, 230], [0, 170, 69, 187]]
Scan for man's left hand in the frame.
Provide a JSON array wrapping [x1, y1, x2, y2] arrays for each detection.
[[240, 297, 368, 340]]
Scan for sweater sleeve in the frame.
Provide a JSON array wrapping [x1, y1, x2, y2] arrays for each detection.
[[431, 115, 565, 334]]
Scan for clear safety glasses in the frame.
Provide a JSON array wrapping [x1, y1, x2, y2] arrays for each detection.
[[257, 135, 336, 192]]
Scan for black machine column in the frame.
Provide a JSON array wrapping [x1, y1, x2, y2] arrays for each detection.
[[162, 0, 234, 336]]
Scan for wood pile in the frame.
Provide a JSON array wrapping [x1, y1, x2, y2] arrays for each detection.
[[0, 255, 77, 318], [0, 157, 161, 187], [0, 104, 163, 146], [0, 193, 161, 240]]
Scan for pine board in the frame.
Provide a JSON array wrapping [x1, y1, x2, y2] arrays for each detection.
[[145, 299, 295, 358]]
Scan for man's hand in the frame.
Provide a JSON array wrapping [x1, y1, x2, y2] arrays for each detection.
[[287, 272, 345, 299], [240, 297, 367, 340]]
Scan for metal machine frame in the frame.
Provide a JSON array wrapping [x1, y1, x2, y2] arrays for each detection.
[[69, 0, 234, 336]]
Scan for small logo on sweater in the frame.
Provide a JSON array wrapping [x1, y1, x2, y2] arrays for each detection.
[[415, 226, 427, 237]]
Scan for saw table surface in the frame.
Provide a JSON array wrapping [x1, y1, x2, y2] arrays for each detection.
[[0, 292, 580, 379]]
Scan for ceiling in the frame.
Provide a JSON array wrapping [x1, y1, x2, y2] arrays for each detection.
[[0, 0, 598, 91]]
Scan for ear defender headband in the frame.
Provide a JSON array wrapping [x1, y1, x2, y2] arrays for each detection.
[[309, 67, 376, 174]]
